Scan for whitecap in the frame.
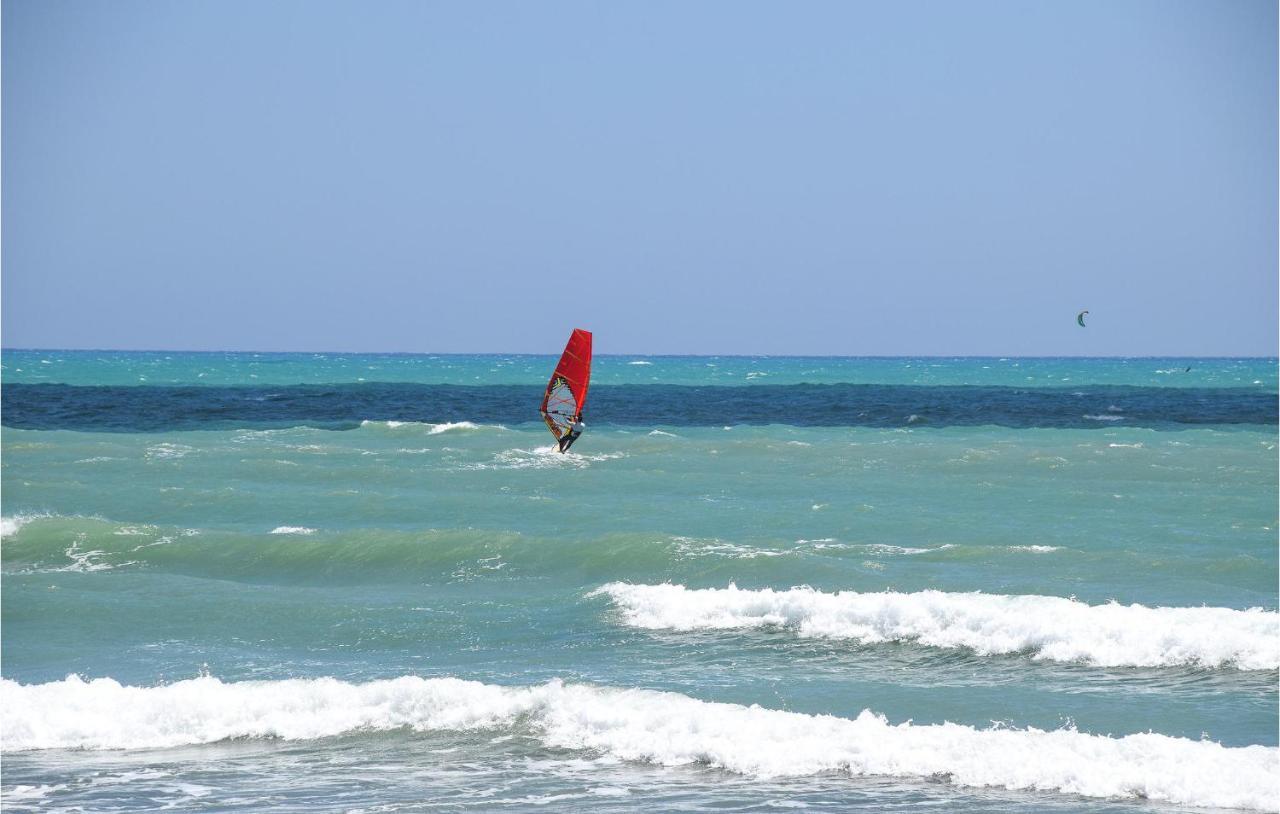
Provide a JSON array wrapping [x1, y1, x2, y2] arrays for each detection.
[[2, 674, 1275, 811], [359, 420, 490, 434], [1, 515, 37, 538], [591, 583, 1280, 670], [671, 537, 785, 560], [427, 421, 486, 434], [145, 443, 194, 460]]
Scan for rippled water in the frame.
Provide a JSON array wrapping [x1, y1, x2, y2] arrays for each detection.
[[2, 354, 1276, 812]]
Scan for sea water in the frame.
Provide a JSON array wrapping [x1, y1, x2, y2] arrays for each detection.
[[1, 352, 1277, 812]]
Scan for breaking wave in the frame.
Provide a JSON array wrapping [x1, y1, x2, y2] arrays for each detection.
[[3, 675, 1275, 810], [1, 514, 43, 538], [592, 583, 1280, 670], [358, 420, 492, 434]]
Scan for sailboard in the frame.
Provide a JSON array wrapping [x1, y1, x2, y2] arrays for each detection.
[[540, 328, 592, 442]]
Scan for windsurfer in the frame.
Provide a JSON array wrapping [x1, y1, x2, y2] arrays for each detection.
[[559, 414, 585, 453], [540, 328, 592, 451]]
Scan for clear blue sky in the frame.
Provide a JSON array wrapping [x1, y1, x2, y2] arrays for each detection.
[[3, 0, 1275, 355]]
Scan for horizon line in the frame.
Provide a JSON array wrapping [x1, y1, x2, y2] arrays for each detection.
[[2, 346, 1277, 361]]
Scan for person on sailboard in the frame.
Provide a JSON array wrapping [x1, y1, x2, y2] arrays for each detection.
[[559, 414, 585, 453]]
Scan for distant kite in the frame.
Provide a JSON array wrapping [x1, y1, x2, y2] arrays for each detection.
[[1077, 310, 1089, 328]]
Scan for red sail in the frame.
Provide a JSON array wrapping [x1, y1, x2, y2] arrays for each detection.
[[540, 328, 592, 440]]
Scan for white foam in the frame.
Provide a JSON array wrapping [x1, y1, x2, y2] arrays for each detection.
[[359, 420, 490, 434], [1, 515, 39, 538], [57, 538, 126, 573], [469, 446, 625, 471], [671, 537, 786, 560], [798, 541, 946, 556], [145, 443, 194, 460], [4, 783, 67, 802], [269, 526, 316, 535], [862, 544, 943, 555], [1084, 415, 1126, 422], [1007, 545, 1060, 553], [426, 421, 483, 434], [592, 785, 629, 796], [648, 430, 678, 437], [627, 360, 653, 366], [591, 584, 1280, 670], [2, 675, 1274, 810]]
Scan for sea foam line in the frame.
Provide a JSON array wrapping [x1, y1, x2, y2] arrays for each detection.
[[591, 583, 1280, 670], [2, 675, 1275, 811]]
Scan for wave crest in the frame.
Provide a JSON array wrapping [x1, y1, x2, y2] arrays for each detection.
[[591, 583, 1280, 670], [2, 674, 1275, 810], [358, 420, 493, 434], [1, 515, 42, 538]]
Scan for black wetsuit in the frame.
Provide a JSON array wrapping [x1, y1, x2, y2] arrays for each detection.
[[559, 421, 585, 452]]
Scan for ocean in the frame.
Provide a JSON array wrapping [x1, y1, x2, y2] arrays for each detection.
[[2, 351, 1277, 813]]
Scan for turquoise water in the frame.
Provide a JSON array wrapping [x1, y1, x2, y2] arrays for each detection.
[[5, 349, 1277, 388], [2, 354, 1277, 812]]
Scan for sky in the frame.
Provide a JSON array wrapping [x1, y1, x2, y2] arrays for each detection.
[[3, 0, 1276, 356]]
